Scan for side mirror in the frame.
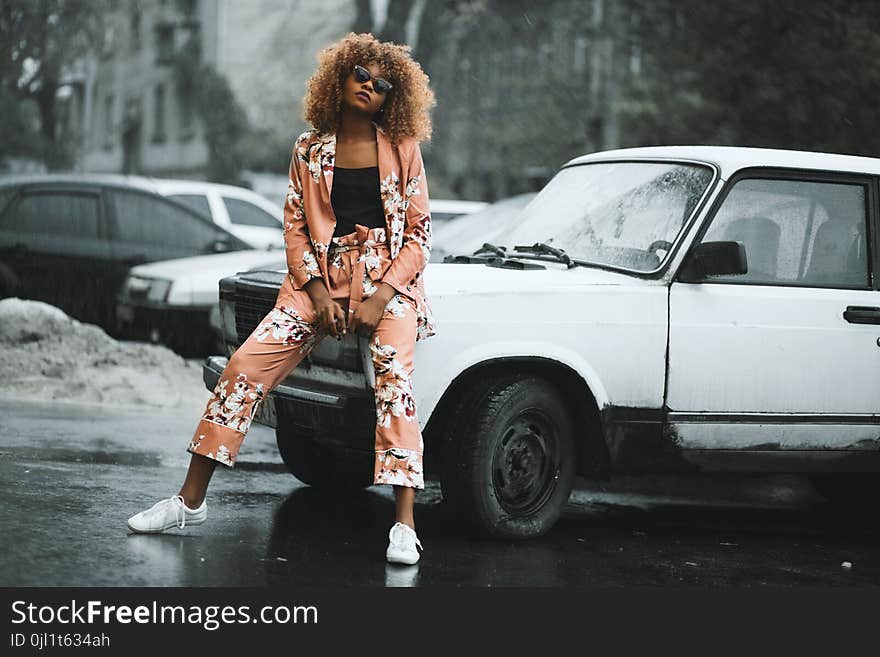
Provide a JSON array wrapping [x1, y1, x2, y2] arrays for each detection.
[[678, 240, 748, 282]]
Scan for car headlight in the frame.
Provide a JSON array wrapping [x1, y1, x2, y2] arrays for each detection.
[[121, 275, 172, 303], [124, 275, 152, 296], [146, 279, 173, 303]]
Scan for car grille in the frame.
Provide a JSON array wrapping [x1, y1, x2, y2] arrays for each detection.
[[234, 288, 276, 345]]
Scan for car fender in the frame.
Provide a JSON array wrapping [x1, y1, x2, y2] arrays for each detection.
[[415, 339, 610, 429]]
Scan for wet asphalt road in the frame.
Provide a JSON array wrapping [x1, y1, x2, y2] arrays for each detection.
[[1, 397, 878, 587]]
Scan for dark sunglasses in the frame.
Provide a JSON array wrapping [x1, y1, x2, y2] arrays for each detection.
[[353, 65, 393, 94]]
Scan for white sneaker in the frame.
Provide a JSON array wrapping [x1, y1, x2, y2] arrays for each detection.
[[127, 495, 207, 533], [386, 522, 423, 565]]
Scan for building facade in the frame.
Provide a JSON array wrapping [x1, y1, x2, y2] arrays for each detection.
[[73, 0, 356, 179], [65, 0, 636, 201]]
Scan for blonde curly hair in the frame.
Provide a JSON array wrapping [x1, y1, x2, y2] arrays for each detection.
[[302, 32, 435, 146]]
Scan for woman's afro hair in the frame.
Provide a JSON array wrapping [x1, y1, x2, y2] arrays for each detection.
[[302, 32, 436, 146]]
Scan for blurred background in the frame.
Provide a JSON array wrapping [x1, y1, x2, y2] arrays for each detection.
[[3, 0, 880, 198], [1, 0, 879, 358]]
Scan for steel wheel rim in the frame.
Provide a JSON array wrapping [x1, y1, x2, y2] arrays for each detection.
[[491, 409, 560, 515]]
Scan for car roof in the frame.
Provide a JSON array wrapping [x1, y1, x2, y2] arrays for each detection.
[[567, 145, 880, 178], [0, 173, 264, 196], [0, 172, 161, 191], [0, 173, 251, 248], [149, 178, 264, 197]]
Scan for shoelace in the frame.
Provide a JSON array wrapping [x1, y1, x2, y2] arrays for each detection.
[[389, 522, 422, 550], [144, 495, 188, 529]]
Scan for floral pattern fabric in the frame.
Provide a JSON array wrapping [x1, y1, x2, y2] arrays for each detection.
[[187, 225, 425, 489], [283, 121, 435, 341]]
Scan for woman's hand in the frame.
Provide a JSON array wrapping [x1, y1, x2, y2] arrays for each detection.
[[304, 278, 347, 337], [349, 283, 396, 337]]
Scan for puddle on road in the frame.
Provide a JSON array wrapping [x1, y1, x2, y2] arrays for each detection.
[[0, 446, 161, 467]]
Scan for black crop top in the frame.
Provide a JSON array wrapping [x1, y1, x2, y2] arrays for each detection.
[[331, 166, 386, 237]]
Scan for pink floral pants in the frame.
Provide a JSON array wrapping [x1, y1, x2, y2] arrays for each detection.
[[187, 225, 425, 489]]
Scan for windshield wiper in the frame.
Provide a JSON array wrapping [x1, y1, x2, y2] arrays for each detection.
[[513, 242, 577, 268], [472, 242, 507, 258]]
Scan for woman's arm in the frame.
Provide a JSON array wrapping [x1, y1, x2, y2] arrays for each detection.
[[380, 139, 431, 297], [283, 132, 323, 290]]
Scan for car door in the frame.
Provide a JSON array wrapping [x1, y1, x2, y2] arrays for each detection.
[[0, 185, 113, 325], [667, 169, 880, 454]]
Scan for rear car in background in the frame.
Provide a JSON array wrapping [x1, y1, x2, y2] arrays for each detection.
[[428, 199, 488, 223], [431, 192, 537, 262], [0, 174, 250, 333], [149, 178, 284, 250], [116, 250, 284, 356]]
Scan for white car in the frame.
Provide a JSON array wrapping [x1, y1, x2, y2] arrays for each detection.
[[431, 193, 537, 262], [117, 250, 284, 355], [149, 179, 284, 250], [211, 144, 880, 538], [429, 199, 489, 223]]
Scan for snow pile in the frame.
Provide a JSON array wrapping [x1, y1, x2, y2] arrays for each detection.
[[0, 298, 207, 411]]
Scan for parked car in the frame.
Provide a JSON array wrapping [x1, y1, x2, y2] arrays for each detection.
[[0, 174, 251, 332], [148, 178, 284, 250], [206, 145, 880, 539], [116, 250, 284, 356], [428, 199, 489, 223], [431, 193, 537, 262]]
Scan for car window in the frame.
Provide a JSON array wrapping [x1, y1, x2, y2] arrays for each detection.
[[108, 189, 225, 251], [168, 193, 212, 220], [700, 178, 869, 288], [0, 191, 100, 239], [222, 196, 279, 228]]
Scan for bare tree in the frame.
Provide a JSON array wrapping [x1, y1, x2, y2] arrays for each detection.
[[0, 0, 111, 167]]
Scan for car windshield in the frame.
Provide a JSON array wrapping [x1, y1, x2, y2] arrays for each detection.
[[501, 161, 714, 272]]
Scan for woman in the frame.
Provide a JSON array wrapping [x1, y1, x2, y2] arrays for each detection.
[[127, 32, 437, 565]]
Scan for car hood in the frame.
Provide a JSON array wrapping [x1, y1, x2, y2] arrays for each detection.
[[130, 250, 285, 282], [424, 260, 639, 296], [231, 258, 646, 295]]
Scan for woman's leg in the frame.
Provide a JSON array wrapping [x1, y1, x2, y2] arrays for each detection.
[[393, 486, 416, 529], [369, 293, 424, 528], [181, 301, 322, 504], [177, 454, 217, 509]]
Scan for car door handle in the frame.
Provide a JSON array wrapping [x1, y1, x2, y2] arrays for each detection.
[[843, 305, 880, 324]]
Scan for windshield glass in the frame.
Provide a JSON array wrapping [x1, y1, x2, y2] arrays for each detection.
[[502, 161, 714, 272]]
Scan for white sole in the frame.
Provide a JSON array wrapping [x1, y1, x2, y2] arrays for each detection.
[[386, 549, 421, 565], [127, 515, 207, 533]]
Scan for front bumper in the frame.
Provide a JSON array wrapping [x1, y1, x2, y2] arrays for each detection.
[[202, 356, 375, 451]]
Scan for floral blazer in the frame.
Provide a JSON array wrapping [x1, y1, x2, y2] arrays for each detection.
[[283, 120, 436, 341]]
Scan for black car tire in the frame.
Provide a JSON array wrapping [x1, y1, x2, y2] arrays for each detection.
[[275, 423, 373, 490], [441, 375, 576, 539]]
